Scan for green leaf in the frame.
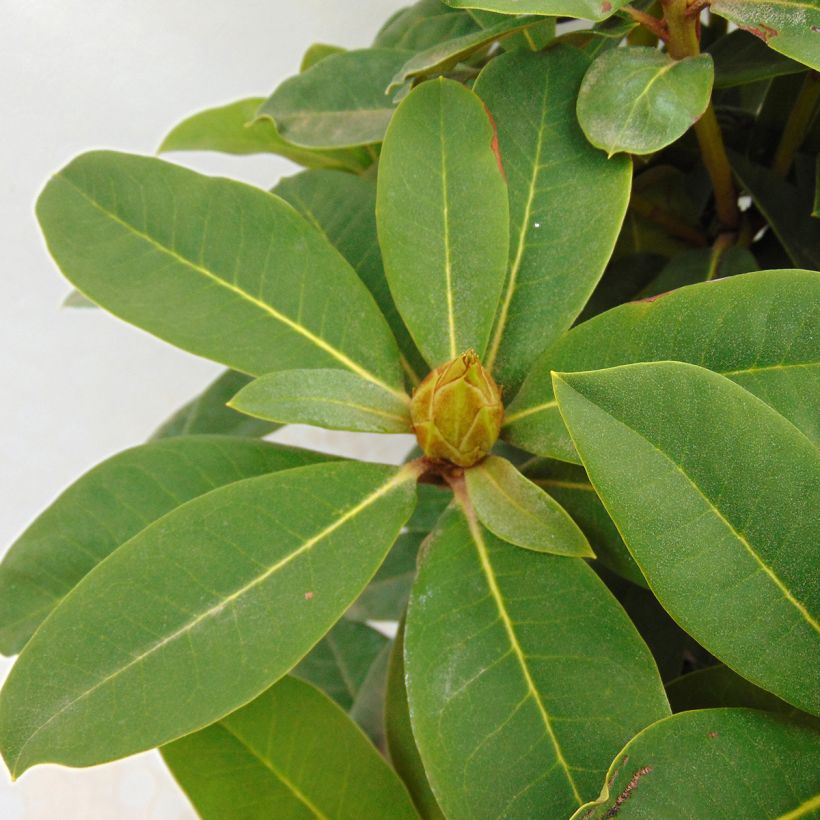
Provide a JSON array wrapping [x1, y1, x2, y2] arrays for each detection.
[[258, 49, 412, 149], [36, 151, 406, 397], [158, 98, 370, 173], [474, 47, 631, 391], [346, 531, 424, 622], [443, 0, 627, 23], [710, 0, 820, 71], [731, 151, 820, 269], [464, 455, 593, 556], [0, 437, 327, 657], [273, 169, 426, 383], [526, 459, 645, 585], [505, 270, 820, 460], [151, 370, 278, 439], [374, 1, 481, 50], [405, 506, 670, 818], [162, 676, 419, 820], [293, 619, 388, 710], [469, 10, 556, 51], [386, 624, 444, 819], [554, 361, 820, 715], [348, 640, 393, 749], [666, 665, 816, 720], [299, 43, 346, 72], [377, 78, 509, 366], [388, 15, 543, 90], [577, 48, 714, 156], [571, 709, 820, 819], [709, 29, 804, 87], [0, 461, 418, 773], [230, 369, 411, 434]]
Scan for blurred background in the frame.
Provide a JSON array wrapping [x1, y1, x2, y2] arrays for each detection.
[[0, 1, 411, 816]]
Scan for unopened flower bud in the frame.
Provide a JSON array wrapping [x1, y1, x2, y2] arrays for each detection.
[[410, 351, 503, 468]]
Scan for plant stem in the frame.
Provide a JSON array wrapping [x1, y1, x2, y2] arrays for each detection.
[[630, 194, 708, 246], [623, 5, 668, 41], [662, 0, 739, 230], [771, 72, 820, 178]]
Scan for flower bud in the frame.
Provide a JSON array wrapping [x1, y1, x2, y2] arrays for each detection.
[[410, 351, 503, 467]]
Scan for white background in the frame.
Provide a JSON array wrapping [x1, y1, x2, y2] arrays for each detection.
[[0, 1, 410, 816]]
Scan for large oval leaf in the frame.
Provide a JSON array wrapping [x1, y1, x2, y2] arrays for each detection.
[[36, 151, 405, 397], [443, 0, 627, 23], [258, 49, 412, 149], [273, 169, 426, 383], [505, 269, 820, 460], [377, 78, 509, 367], [375, 2, 481, 50], [151, 370, 278, 439], [571, 709, 820, 818], [162, 676, 418, 819], [710, 0, 820, 72], [405, 505, 670, 818], [577, 48, 714, 156], [0, 462, 418, 774], [0, 437, 327, 656], [554, 362, 820, 714], [474, 46, 631, 391]]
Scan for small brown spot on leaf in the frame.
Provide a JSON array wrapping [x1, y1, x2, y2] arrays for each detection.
[[605, 766, 653, 817], [304, 591, 314, 601], [708, 730, 718, 738], [602, 1, 613, 11], [743, 22, 778, 42]]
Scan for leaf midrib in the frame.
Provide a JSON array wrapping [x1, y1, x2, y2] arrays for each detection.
[[59, 174, 406, 402], [10, 469, 409, 774]]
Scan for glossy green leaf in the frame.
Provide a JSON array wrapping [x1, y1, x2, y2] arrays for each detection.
[[667, 665, 816, 720], [300, 43, 346, 72], [554, 362, 820, 714], [349, 640, 392, 750], [571, 709, 820, 819], [709, 29, 804, 87], [0, 461, 418, 773], [731, 152, 820, 269], [386, 624, 444, 819], [374, 1, 481, 50], [469, 10, 556, 51], [377, 78, 509, 366], [0, 437, 327, 657], [162, 676, 419, 820], [293, 619, 388, 710], [464, 455, 593, 556], [158, 98, 370, 173], [36, 151, 406, 397], [443, 0, 627, 23], [405, 506, 670, 818], [273, 169, 426, 383], [577, 48, 714, 156], [388, 14, 542, 89], [526, 460, 644, 585], [258, 49, 412, 149], [151, 370, 278, 440], [710, 0, 820, 71], [346, 530, 424, 622], [475, 47, 631, 391], [230, 369, 411, 434], [505, 270, 820, 460]]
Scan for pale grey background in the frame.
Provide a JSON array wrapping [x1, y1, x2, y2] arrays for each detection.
[[0, 1, 410, 816]]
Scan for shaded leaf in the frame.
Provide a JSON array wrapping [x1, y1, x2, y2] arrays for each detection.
[[709, 29, 805, 87], [377, 78, 509, 366], [230, 369, 411, 434], [577, 48, 714, 156], [274, 169, 426, 383], [475, 47, 631, 391], [151, 370, 278, 440], [62, 290, 95, 308], [158, 98, 370, 172], [36, 151, 405, 396], [571, 709, 820, 819], [0, 437, 327, 656], [710, 0, 820, 72], [443, 0, 627, 23], [405, 506, 670, 818], [0, 462, 418, 773], [258, 49, 412, 149], [386, 624, 444, 819], [554, 362, 820, 714], [162, 676, 418, 819], [505, 270, 820, 460], [464, 455, 593, 556], [375, 1, 481, 50], [293, 619, 388, 710], [349, 640, 393, 749]]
